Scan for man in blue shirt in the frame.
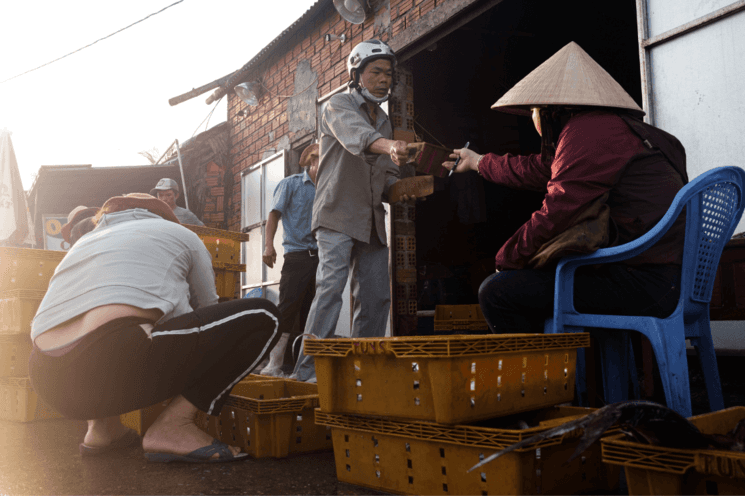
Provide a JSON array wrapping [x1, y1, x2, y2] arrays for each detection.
[[259, 144, 319, 376]]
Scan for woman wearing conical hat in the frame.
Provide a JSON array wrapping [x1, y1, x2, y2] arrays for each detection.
[[445, 42, 689, 334]]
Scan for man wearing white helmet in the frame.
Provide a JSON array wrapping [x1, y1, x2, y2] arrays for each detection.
[[291, 39, 409, 382]]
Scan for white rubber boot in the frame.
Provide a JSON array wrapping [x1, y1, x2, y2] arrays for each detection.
[[259, 333, 289, 377]]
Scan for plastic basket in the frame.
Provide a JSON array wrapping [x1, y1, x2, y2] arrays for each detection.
[[316, 406, 620, 495], [0, 248, 65, 292], [214, 262, 245, 299], [0, 334, 32, 376], [119, 375, 275, 435], [305, 333, 590, 424], [184, 225, 248, 264], [434, 305, 489, 332], [195, 379, 333, 458], [0, 289, 45, 335], [0, 376, 62, 422], [601, 406, 745, 495], [120, 399, 172, 436]]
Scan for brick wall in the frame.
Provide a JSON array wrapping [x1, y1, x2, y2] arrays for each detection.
[[201, 161, 225, 228], [224, 0, 458, 232]]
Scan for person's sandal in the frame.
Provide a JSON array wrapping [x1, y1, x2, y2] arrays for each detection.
[[144, 439, 248, 463], [79, 428, 141, 457]]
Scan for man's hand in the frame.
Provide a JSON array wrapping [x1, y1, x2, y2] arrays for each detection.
[[388, 140, 408, 166], [369, 138, 409, 166], [263, 245, 277, 268]]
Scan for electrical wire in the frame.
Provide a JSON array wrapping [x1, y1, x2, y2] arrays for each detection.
[[191, 95, 224, 139], [257, 38, 343, 101], [260, 76, 319, 100], [0, 0, 185, 84], [413, 116, 448, 148]]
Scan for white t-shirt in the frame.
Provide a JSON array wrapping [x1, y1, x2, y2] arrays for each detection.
[[31, 208, 218, 340]]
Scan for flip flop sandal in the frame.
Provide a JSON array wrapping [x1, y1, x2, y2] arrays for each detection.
[[144, 439, 249, 463], [79, 428, 141, 457]]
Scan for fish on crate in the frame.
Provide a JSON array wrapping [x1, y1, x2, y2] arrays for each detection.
[[468, 400, 745, 473]]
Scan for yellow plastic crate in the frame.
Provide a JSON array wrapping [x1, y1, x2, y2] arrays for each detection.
[[0, 248, 65, 292], [305, 333, 590, 424], [0, 334, 32, 376], [119, 375, 281, 435], [214, 262, 245, 299], [184, 225, 248, 264], [601, 406, 745, 495], [316, 406, 620, 495], [0, 376, 62, 422], [0, 289, 45, 335], [196, 379, 333, 458], [434, 304, 489, 332], [120, 399, 172, 436]]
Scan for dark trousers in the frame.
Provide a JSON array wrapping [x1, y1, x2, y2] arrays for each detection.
[[478, 264, 682, 334], [277, 250, 318, 366], [29, 298, 280, 420]]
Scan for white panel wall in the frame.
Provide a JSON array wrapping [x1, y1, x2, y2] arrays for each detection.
[[646, 0, 735, 36]]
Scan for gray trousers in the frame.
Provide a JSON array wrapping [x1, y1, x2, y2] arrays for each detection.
[[292, 227, 390, 381]]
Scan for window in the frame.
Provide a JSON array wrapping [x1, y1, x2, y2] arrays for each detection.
[[240, 150, 286, 302]]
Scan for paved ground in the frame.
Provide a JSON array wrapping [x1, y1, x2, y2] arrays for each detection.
[[0, 355, 742, 495], [0, 418, 379, 495]]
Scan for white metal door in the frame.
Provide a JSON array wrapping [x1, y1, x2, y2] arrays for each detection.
[[637, 0, 745, 351]]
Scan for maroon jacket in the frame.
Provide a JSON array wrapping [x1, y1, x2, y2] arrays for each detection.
[[478, 111, 688, 271]]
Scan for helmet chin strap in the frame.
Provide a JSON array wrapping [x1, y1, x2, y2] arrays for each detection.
[[359, 86, 390, 104]]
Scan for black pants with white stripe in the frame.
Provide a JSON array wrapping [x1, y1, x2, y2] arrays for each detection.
[[29, 298, 280, 420]]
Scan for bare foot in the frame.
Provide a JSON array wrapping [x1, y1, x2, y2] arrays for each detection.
[[83, 416, 131, 447], [142, 396, 241, 459]]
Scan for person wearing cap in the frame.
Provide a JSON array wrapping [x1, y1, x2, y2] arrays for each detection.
[[446, 42, 688, 334], [259, 143, 320, 376], [61, 205, 99, 248], [150, 178, 204, 226], [291, 39, 411, 382], [29, 193, 280, 463]]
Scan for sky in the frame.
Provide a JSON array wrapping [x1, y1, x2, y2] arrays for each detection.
[[0, 0, 315, 190]]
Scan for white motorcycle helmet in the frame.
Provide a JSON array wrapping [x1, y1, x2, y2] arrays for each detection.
[[347, 39, 396, 104]]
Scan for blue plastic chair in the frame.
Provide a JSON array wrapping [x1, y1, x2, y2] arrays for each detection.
[[544, 166, 745, 417]]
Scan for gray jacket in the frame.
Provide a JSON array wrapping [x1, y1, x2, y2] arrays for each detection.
[[312, 89, 399, 244], [31, 209, 217, 340], [173, 206, 204, 226]]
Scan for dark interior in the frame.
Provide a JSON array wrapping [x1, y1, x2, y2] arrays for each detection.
[[405, 0, 642, 318]]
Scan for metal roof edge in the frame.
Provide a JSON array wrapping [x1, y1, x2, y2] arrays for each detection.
[[171, 0, 332, 106]]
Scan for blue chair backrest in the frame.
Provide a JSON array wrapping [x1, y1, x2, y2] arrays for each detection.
[[678, 167, 745, 319]]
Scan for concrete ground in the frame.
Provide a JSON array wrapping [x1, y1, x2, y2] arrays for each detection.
[[0, 418, 379, 495], [0, 355, 742, 495]]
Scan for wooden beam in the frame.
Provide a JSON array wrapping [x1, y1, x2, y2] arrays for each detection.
[[391, 0, 505, 62], [168, 74, 233, 106]]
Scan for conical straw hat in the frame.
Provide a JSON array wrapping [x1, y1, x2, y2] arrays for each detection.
[[492, 42, 644, 117]]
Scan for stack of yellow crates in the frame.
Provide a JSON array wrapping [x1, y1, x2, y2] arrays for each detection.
[[307, 333, 623, 495], [0, 247, 65, 422], [184, 225, 248, 300]]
